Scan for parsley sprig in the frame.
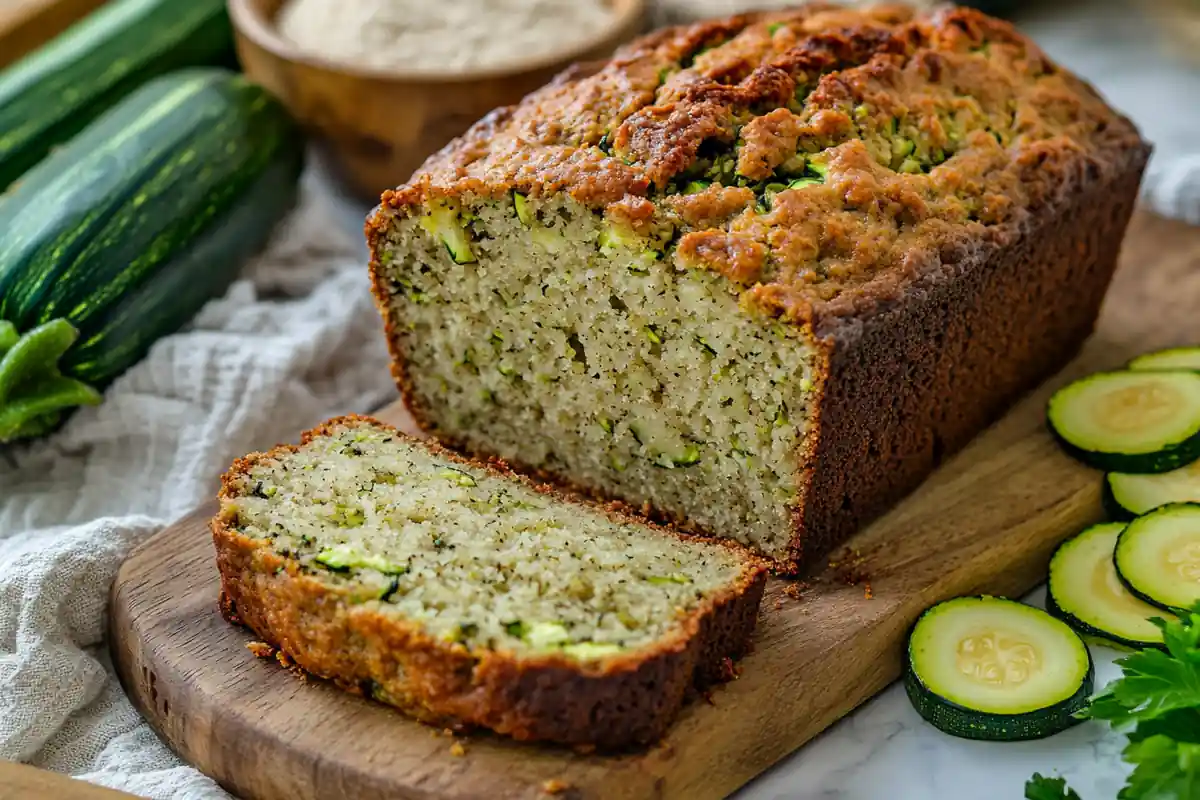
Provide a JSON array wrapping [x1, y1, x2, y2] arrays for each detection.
[[1026, 774, 1082, 800], [1026, 604, 1200, 800]]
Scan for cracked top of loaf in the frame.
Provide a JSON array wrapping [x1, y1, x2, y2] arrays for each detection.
[[371, 3, 1147, 325]]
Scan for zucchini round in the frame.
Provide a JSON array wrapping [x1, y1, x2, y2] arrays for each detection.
[[0, 0, 235, 193], [1129, 346, 1200, 373], [0, 68, 303, 442], [1114, 503, 1200, 613], [1046, 370, 1200, 473], [1046, 522, 1172, 650], [904, 596, 1093, 741], [1106, 460, 1200, 520]]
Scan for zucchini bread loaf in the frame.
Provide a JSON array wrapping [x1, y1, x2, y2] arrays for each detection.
[[366, 5, 1151, 572], [212, 415, 767, 748]]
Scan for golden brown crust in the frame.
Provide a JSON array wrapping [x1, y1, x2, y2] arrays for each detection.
[[365, 4, 1147, 325], [211, 415, 768, 749]]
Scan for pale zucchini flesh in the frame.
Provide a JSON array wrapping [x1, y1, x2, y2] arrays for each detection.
[[905, 596, 1093, 741], [1046, 370, 1200, 473], [1046, 522, 1172, 650], [1129, 346, 1200, 373], [1114, 503, 1200, 612], [1107, 459, 1200, 519]]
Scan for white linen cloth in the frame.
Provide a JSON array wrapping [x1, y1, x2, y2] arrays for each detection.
[[1, 1, 1198, 795], [0, 173, 396, 798]]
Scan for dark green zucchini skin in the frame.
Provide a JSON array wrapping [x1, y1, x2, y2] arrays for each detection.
[[902, 658, 1094, 741], [1114, 503, 1200, 614], [1103, 476, 1137, 522], [0, 0, 236, 193], [1044, 587, 1163, 653], [0, 68, 303, 403], [1048, 426, 1200, 475]]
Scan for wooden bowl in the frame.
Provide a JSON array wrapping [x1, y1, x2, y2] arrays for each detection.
[[229, 0, 647, 202]]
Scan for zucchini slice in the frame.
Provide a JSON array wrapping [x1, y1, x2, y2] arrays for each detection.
[[1046, 522, 1172, 650], [1046, 370, 1200, 473], [1114, 503, 1200, 612], [904, 597, 1093, 741], [1128, 346, 1200, 373], [1106, 459, 1200, 519]]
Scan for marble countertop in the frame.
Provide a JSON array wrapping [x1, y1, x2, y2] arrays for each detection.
[[738, 587, 1131, 800]]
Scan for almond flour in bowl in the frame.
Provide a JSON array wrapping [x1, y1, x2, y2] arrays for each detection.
[[277, 0, 618, 73]]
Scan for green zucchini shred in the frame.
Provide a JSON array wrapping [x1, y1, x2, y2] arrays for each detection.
[[647, 574, 690, 585], [329, 505, 366, 528], [525, 621, 571, 649], [806, 158, 830, 178], [438, 468, 477, 487], [673, 444, 701, 467], [561, 642, 623, 660], [420, 200, 476, 264], [314, 544, 406, 575]]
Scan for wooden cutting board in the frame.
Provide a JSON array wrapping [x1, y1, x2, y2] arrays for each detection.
[[0, 762, 141, 799], [0, 0, 108, 69], [109, 211, 1200, 800]]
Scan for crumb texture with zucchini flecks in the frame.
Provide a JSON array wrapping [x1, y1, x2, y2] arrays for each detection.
[[211, 415, 768, 749], [366, 5, 1151, 572]]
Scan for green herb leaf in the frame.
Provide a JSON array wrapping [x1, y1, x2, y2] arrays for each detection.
[[1031, 605, 1200, 800], [1086, 612, 1200, 729], [0, 374, 101, 442], [0, 321, 18, 357], [1120, 735, 1200, 800], [1025, 774, 1081, 800]]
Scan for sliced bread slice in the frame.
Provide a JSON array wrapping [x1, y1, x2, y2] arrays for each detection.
[[212, 415, 768, 748]]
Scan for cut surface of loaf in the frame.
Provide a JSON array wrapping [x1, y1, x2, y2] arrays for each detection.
[[212, 415, 767, 748], [366, 4, 1151, 571]]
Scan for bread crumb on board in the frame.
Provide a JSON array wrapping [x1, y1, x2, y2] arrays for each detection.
[[541, 779, 572, 795], [784, 581, 808, 600], [449, 740, 467, 757], [244, 641, 308, 681], [246, 641, 274, 658]]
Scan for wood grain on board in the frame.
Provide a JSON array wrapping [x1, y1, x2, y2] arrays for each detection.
[[109, 212, 1200, 800], [0, 0, 108, 69], [0, 761, 140, 800]]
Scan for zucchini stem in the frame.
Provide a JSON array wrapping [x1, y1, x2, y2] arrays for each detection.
[[0, 319, 102, 443]]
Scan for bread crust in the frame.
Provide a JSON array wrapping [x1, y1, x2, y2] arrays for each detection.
[[793, 150, 1149, 566], [364, 6, 1152, 572], [365, 4, 1146, 322], [211, 415, 768, 749]]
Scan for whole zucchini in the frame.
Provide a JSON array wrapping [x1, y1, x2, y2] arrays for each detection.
[[0, 68, 304, 443], [0, 0, 236, 193]]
